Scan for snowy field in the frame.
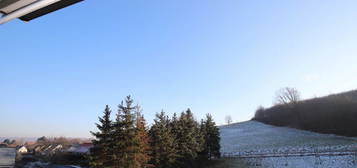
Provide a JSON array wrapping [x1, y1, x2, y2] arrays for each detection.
[[0, 148, 15, 167], [23, 162, 83, 168], [219, 121, 357, 168]]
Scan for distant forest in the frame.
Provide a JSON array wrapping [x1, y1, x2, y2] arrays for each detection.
[[253, 88, 357, 137]]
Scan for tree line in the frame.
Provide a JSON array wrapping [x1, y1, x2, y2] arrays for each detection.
[[90, 96, 221, 168], [253, 88, 357, 137]]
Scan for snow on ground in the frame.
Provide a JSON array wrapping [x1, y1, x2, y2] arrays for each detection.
[[220, 121, 357, 156], [23, 162, 83, 168], [0, 148, 15, 167], [219, 121, 357, 168]]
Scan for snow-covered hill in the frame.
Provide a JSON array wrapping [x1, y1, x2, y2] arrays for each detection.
[[220, 120, 357, 157], [219, 121, 357, 168]]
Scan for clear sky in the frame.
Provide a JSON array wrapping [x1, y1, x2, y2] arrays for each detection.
[[1, 0, 357, 138]]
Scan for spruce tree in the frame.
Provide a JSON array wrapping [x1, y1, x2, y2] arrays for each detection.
[[112, 96, 153, 168], [90, 98, 221, 168], [90, 105, 113, 168], [170, 113, 179, 134], [197, 119, 207, 161], [149, 111, 177, 168], [176, 109, 202, 168], [112, 101, 125, 168], [112, 96, 142, 168], [134, 106, 151, 167], [201, 114, 221, 160]]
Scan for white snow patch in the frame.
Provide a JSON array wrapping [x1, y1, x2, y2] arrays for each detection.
[[220, 121, 357, 167]]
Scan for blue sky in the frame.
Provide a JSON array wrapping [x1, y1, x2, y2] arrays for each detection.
[[1, 0, 357, 138]]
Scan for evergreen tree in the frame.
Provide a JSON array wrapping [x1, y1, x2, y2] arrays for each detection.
[[134, 106, 151, 167], [90, 105, 113, 168], [90, 97, 221, 168], [112, 101, 126, 168], [197, 119, 207, 161], [112, 96, 144, 168], [3, 139, 11, 144], [149, 111, 177, 168], [175, 109, 202, 168], [170, 113, 179, 134], [201, 114, 221, 160]]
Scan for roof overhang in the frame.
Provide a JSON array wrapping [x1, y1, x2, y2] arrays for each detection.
[[0, 0, 83, 25]]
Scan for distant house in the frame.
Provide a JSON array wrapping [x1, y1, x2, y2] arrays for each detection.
[[25, 142, 38, 153], [67, 143, 93, 154], [17, 146, 28, 153], [40, 144, 63, 155], [0, 148, 16, 168], [33, 145, 48, 154], [51, 144, 63, 153]]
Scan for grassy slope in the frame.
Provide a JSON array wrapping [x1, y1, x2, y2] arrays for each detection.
[[219, 121, 357, 156]]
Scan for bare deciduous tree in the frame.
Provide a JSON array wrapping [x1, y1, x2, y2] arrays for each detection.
[[225, 115, 232, 125], [274, 87, 301, 105]]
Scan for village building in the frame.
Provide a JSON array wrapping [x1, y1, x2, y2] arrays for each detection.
[[37, 144, 63, 156], [17, 146, 28, 153], [67, 142, 93, 154]]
